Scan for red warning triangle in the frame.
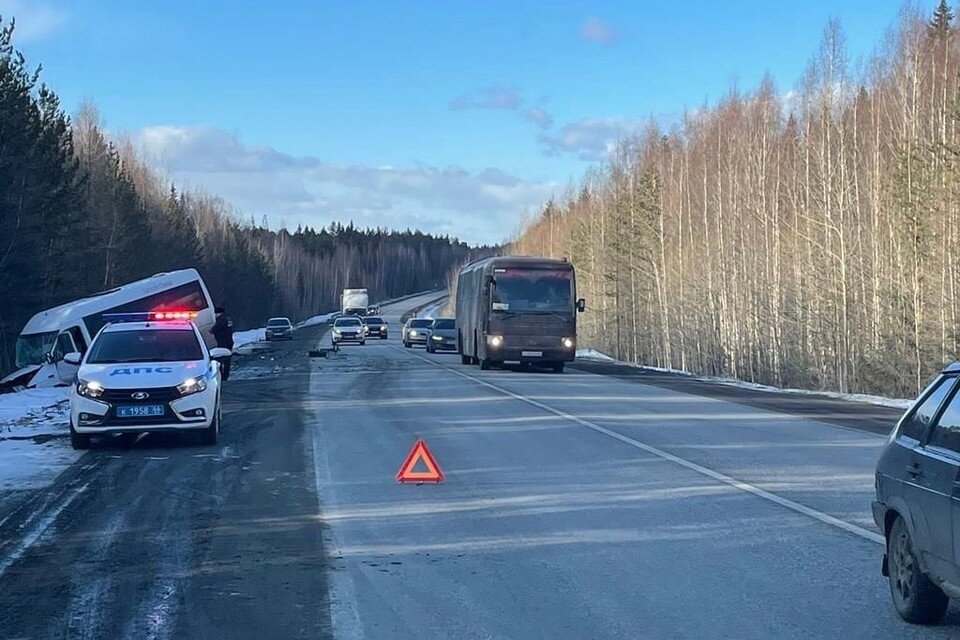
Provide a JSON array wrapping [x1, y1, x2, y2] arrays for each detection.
[[396, 439, 444, 483]]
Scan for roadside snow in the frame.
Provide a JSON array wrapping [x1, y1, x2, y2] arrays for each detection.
[[0, 387, 79, 490], [296, 312, 333, 329], [575, 347, 913, 409], [232, 328, 265, 353], [575, 348, 616, 363]]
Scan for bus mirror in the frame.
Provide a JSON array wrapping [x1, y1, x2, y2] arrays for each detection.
[[577, 298, 586, 312]]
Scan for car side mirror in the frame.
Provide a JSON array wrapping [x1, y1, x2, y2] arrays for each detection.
[[63, 352, 82, 366], [576, 298, 586, 312], [210, 347, 232, 360]]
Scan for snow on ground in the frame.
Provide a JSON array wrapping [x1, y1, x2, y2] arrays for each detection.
[[0, 387, 79, 490], [574, 347, 913, 409], [295, 312, 333, 329], [232, 328, 266, 353], [575, 348, 616, 362]]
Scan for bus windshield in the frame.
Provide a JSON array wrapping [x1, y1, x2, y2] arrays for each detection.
[[491, 269, 572, 314], [14, 331, 58, 369]]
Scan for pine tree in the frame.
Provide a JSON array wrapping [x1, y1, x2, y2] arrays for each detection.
[[930, 0, 953, 39]]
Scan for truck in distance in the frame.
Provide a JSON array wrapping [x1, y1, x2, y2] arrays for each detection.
[[341, 288, 369, 316]]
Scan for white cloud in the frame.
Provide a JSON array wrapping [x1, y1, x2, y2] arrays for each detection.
[[0, 0, 68, 42], [523, 106, 553, 129], [131, 125, 555, 245], [449, 86, 522, 111], [580, 17, 617, 44], [538, 117, 643, 161]]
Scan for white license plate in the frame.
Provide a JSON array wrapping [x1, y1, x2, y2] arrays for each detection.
[[521, 350, 543, 357]]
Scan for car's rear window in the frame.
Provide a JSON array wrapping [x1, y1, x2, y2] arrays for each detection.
[[267, 318, 290, 327], [87, 329, 203, 364]]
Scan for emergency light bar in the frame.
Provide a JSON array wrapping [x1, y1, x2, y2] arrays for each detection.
[[102, 311, 198, 323]]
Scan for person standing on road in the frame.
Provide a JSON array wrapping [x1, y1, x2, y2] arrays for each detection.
[[212, 306, 234, 380]]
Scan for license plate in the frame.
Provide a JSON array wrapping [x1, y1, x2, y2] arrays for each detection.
[[116, 404, 164, 418], [521, 350, 543, 357]]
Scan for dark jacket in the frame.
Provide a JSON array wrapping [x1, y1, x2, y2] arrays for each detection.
[[212, 313, 235, 349]]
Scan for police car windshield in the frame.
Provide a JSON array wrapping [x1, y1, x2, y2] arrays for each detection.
[[86, 329, 204, 364]]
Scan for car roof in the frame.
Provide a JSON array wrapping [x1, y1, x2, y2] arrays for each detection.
[[101, 321, 196, 334], [431, 317, 454, 322], [267, 317, 291, 322], [943, 361, 960, 374]]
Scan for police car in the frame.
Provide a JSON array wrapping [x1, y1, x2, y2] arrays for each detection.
[[66, 311, 232, 449]]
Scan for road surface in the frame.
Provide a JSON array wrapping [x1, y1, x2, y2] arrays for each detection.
[[0, 292, 954, 639]]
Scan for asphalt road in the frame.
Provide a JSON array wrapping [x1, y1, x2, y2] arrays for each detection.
[[0, 292, 956, 639]]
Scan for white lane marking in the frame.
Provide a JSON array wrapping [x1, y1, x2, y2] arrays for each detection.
[[401, 348, 886, 546], [0, 482, 89, 577]]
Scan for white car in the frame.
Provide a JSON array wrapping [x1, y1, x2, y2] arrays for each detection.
[[67, 312, 231, 449], [331, 317, 366, 345]]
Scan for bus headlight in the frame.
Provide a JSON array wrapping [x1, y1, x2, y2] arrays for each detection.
[[562, 337, 575, 349], [487, 335, 504, 348], [77, 379, 104, 399]]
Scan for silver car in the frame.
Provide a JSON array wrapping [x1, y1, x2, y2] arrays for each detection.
[[265, 317, 293, 341], [426, 318, 457, 353], [332, 317, 366, 345], [402, 318, 433, 348]]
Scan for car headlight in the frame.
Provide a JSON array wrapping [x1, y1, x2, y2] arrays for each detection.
[[432, 335, 443, 341], [332, 329, 341, 336], [487, 335, 503, 348], [177, 376, 208, 396], [410, 330, 418, 336], [380, 325, 387, 331], [77, 379, 104, 399], [562, 337, 575, 349]]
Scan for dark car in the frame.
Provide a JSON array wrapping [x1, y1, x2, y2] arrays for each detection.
[[426, 318, 456, 353], [265, 317, 294, 341], [362, 316, 389, 339], [331, 317, 365, 345], [402, 318, 432, 348], [874, 361, 960, 624]]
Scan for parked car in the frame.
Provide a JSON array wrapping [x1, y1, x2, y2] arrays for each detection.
[[331, 317, 365, 345], [362, 316, 388, 339], [265, 317, 293, 341], [402, 318, 433, 348], [874, 361, 960, 624], [426, 318, 456, 353]]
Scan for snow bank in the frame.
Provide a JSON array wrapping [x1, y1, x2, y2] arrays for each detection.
[[296, 312, 333, 329], [232, 328, 265, 352], [0, 387, 78, 490], [575, 348, 617, 363], [574, 347, 913, 409]]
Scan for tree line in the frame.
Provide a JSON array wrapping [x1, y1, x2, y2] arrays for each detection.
[[0, 17, 488, 374], [513, 2, 960, 399]]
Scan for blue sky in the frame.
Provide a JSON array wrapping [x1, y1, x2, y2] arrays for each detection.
[[0, 0, 925, 244]]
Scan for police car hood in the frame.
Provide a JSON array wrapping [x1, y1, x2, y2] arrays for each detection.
[[81, 360, 209, 389]]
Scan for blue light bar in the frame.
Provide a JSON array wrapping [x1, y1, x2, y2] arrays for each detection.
[[102, 312, 152, 323]]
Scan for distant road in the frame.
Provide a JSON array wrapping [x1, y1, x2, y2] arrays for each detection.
[[0, 292, 950, 639]]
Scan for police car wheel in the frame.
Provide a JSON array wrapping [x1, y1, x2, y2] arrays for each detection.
[[888, 516, 949, 624], [200, 399, 221, 446], [69, 421, 91, 450]]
